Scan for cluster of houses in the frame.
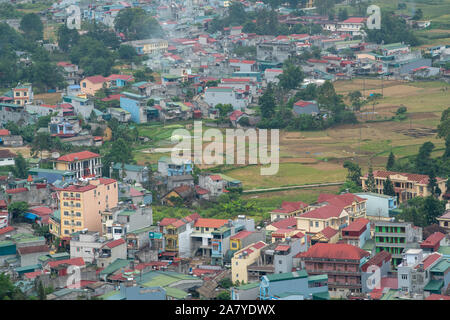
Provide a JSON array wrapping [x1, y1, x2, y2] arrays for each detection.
[[0, 0, 450, 301], [0, 146, 448, 300]]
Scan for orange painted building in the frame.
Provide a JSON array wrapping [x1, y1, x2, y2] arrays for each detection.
[[51, 178, 118, 238]]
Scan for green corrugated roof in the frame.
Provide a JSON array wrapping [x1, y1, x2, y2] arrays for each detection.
[[128, 226, 154, 235], [308, 274, 328, 282], [0, 240, 14, 248], [118, 210, 136, 216], [276, 291, 304, 298], [438, 246, 450, 256], [100, 259, 130, 276], [165, 287, 188, 299], [15, 264, 41, 272], [362, 239, 375, 251], [28, 168, 74, 175], [312, 291, 330, 300], [424, 279, 444, 291], [265, 270, 308, 282], [236, 282, 259, 290], [431, 259, 450, 273], [112, 163, 146, 172]]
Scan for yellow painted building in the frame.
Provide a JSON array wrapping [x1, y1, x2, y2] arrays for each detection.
[[80, 75, 107, 96], [50, 178, 118, 238], [437, 211, 450, 231], [231, 241, 267, 284], [12, 83, 33, 105], [361, 170, 447, 204], [124, 39, 169, 55]]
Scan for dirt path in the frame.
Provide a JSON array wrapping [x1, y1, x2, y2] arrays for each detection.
[[243, 181, 345, 193]]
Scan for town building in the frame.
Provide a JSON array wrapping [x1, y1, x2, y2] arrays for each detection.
[[361, 170, 448, 203], [270, 201, 309, 222], [49, 178, 118, 238], [341, 218, 371, 249], [355, 192, 397, 221], [374, 221, 423, 268], [298, 243, 371, 298], [53, 151, 102, 179], [231, 241, 267, 284], [296, 205, 349, 235]]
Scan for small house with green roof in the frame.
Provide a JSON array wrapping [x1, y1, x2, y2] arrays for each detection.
[[110, 162, 149, 184]]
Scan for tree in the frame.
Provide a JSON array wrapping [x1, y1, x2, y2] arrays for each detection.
[[277, 62, 304, 91], [347, 90, 362, 111], [31, 132, 52, 160], [415, 141, 435, 175], [217, 290, 231, 300], [366, 164, 376, 192], [412, 9, 423, 20], [428, 170, 441, 198], [13, 153, 27, 179], [20, 13, 43, 42], [114, 8, 164, 40], [339, 180, 363, 193], [259, 85, 276, 119], [383, 177, 395, 196], [8, 201, 29, 223], [69, 36, 114, 76], [218, 278, 233, 289], [338, 8, 348, 21], [343, 161, 362, 186], [386, 152, 395, 170], [423, 196, 446, 225], [37, 281, 46, 300], [118, 45, 137, 61], [365, 11, 419, 46], [315, 0, 335, 16], [57, 24, 79, 52]]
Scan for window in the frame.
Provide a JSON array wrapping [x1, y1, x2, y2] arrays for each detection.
[[310, 221, 313, 227], [64, 221, 69, 225], [278, 260, 282, 264], [315, 222, 319, 228], [401, 274, 408, 280], [76, 212, 81, 217], [64, 230, 69, 234], [64, 211, 69, 216]]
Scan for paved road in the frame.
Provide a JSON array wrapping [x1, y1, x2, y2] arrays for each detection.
[[242, 182, 346, 193]]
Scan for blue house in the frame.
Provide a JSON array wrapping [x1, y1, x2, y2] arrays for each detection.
[[28, 168, 75, 184], [355, 192, 397, 220], [259, 270, 329, 300], [106, 75, 134, 88], [157, 156, 193, 177], [119, 92, 147, 124]]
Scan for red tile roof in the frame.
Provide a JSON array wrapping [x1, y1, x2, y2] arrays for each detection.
[[425, 294, 450, 300], [195, 185, 209, 195], [421, 232, 445, 249], [294, 100, 315, 107], [0, 226, 15, 235], [99, 178, 116, 185], [368, 170, 446, 184], [231, 230, 252, 240], [229, 110, 246, 121], [47, 257, 85, 268], [275, 245, 290, 252], [209, 174, 223, 181], [319, 226, 339, 239], [299, 243, 370, 261], [105, 238, 125, 249], [300, 205, 344, 220], [361, 251, 391, 272], [194, 218, 228, 229], [57, 151, 100, 162], [17, 245, 49, 255], [0, 129, 10, 136], [269, 217, 297, 230], [342, 218, 370, 233], [84, 75, 106, 84], [252, 241, 266, 249], [61, 184, 97, 192], [6, 188, 28, 194], [342, 17, 366, 24], [160, 218, 178, 227], [318, 193, 365, 207], [105, 74, 133, 81], [416, 253, 441, 270]]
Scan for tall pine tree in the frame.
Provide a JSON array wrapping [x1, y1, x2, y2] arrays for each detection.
[[366, 164, 376, 192], [383, 177, 395, 196], [386, 152, 395, 171]]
